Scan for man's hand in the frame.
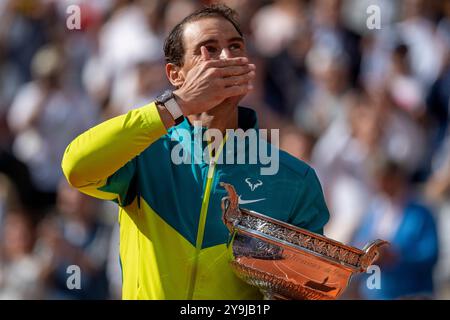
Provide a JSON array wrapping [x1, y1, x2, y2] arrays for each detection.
[[173, 46, 255, 115]]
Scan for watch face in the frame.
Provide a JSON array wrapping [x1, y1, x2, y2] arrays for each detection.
[[157, 90, 173, 104]]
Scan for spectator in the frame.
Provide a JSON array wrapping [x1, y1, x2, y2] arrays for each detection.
[[386, 43, 426, 117], [352, 159, 439, 299], [36, 180, 112, 299], [7, 45, 99, 211], [0, 209, 45, 299], [251, 0, 306, 57], [312, 91, 381, 242], [280, 125, 316, 164]]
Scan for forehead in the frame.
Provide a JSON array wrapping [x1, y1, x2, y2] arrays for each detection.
[[182, 17, 241, 48]]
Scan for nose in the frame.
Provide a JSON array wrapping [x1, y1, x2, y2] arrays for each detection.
[[219, 48, 231, 59]]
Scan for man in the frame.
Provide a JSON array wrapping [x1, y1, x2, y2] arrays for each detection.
[[62, 5, 329, 300], [351, 159, 438, 299]]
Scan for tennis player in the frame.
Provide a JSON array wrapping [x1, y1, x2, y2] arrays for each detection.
[[61, 4, 329, 300]]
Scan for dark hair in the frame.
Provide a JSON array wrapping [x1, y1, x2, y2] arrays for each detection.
[[163, 4, 243, 66]]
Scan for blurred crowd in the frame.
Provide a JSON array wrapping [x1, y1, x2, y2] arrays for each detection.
[[0, 0, 449, 300]]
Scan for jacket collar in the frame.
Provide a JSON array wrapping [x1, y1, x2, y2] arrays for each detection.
[[168, 107, 259, 166]]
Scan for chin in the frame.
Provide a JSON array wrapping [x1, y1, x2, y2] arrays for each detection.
[[210, 95, 245, 114], [224, 94, 245, 106]]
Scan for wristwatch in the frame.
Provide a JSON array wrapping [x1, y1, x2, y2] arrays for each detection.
[[155, 90, 185, 125]]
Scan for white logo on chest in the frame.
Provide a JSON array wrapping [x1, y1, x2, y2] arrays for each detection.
[[245, 178, 263, 191]]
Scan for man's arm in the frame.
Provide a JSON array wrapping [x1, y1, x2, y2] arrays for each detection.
[[61, 102, 169, 201], [62, 51, 255, 202]]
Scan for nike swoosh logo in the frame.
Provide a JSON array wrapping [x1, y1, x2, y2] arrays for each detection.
[[238, 196, 266, 205]]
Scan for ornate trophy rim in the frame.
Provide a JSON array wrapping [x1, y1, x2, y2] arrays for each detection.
[[220, 182, 388, 273]]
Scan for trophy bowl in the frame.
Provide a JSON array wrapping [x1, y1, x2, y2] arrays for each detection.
[[220, 183, 388, 300]]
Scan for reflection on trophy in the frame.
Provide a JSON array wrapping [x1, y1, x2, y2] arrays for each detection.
[[220, 182, 389, 300]]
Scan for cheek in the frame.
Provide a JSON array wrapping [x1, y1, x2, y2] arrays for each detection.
[[234, 48, 247, 58], [178, 59, 198, 80], [230, 45, 247, 58]]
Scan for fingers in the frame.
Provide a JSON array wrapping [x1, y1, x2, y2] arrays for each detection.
[[222, 71, 255, 87], [200, 46, 211, 61], [205, 56, 249, 68], [195, 53, 256, 104], [215, 64, 256, 77], [222, 83, 254, 98]]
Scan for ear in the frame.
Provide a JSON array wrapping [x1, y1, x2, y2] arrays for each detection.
[[166, 63, 185, 88]]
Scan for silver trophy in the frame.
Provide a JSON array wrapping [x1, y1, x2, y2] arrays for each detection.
[[221, 183, 388, 300]]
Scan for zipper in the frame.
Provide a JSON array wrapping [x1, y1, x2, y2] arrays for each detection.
[[186, 134, 226, 300]]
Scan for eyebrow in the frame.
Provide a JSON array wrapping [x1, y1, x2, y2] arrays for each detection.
[[194, 36, 245, 53]]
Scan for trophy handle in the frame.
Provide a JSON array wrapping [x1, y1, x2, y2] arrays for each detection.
[[221, 182, 242, 232], [359, 239, 389, 271]]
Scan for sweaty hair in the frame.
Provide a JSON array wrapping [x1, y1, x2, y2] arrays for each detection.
[[163, 4, 243, 66]]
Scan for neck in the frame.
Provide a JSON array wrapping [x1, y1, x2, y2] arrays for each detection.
[[187, 99, 239, 133]]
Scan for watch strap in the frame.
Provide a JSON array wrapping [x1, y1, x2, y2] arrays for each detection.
[[164, 97, 184, 122]]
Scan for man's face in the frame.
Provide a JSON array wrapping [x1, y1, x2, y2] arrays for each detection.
[[179, 17, 247, 78]]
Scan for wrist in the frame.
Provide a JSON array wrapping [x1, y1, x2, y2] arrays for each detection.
[[155, 103, 175, 130], [155, 90, 185, 126], [172, 89, 190, 115]]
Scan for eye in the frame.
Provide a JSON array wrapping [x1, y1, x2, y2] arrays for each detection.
[[206, 45, 218, 53], [229, 43, 242, 51]]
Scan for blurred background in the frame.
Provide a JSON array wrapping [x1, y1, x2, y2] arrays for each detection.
[[0, 0, 449, 300]]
